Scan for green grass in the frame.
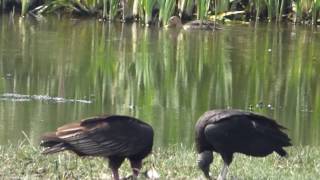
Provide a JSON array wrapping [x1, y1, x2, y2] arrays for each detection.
[[0, 142, 319, 179]]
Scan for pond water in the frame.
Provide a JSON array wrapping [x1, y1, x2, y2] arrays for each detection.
[[0, 15, 320, 147]]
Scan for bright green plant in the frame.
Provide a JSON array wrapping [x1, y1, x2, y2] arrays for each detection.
[[1, 0, 320, 24], [197, 0, 210, 20], [141, 0, 157, 24], [159, 0, 176, 25], [312, 0, 320, 24], [107, 0, 118, 20], [21, 0, 29, 16]]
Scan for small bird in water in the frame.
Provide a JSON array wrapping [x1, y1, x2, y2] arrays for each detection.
[[195, 109, 291, 180], [40, 115, 154, 180], [165, 16, 222, 31]]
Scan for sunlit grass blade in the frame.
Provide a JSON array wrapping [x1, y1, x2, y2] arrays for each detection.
[[159, 0, 176, 25], [108, 0, 118, 20], [196, 0, 210, 20], [103, 0, 107, 18], [132, 0, 139, 17], [312, 0, 320, 24], [178, 0, 194, 17], [254, 0, 264, 20], [266, 0, 274, 20], [141, 0, 157, 24], [21, 0, 30, 16]]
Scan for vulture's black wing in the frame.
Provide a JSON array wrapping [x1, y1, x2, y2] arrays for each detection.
[[201, 110, 291, 156], [41, 115, 153, 157]]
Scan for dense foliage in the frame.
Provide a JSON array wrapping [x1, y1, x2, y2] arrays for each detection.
[[1, 0, 320, 25]]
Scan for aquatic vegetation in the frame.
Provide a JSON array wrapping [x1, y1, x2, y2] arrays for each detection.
[[142, 0, 158, 24], [196, 0, 210, 20], [21, 0, 29, 16], [1, 0, 320, 24], [312, 0, 320, 24], [159, 0, 176, 25], [105, 0, 118, 20], [177, 0, 194, 18]]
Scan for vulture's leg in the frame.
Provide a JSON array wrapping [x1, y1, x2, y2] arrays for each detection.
[[108, 156, 125, 180], [218, 153, 232, 180], [129, 159, 142, 178], [217, 163, 229, 180]]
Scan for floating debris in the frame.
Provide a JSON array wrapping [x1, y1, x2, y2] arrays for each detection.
[[256, 102, 264, 108], [267, 104, 273, 110], [249, 102, 274, 111], [0, 93, 92, 104]]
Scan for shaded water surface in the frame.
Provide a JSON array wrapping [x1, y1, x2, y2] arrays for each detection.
[[0, 15, 320, 147]]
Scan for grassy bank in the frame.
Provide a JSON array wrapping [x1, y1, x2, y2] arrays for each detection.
[[1, 0, 320, 25], [0, 142, 319, 179]]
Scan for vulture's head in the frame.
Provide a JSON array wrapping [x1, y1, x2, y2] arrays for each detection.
[[197, 151, 213, 179]]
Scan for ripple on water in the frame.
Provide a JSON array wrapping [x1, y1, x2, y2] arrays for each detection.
[[0, 93, 92, 104]]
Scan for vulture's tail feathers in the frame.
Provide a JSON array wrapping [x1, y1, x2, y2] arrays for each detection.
[[41, 143, 67, 154], [40, 132, 68, 154], [255, 123, 292, 147]]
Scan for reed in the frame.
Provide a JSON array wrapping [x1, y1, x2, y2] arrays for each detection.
[[107, 0, 118, 20], [266, 0, 274, 20], [278, 0, 286, 21], [295, 0, 312, 21], [253, 0, 264, 20], [21, 0, 29, 16], [196, 0, 210, 20], [1, 0, 320, 24], [141, 0, 157, 24], [159, 0, 176, 25], [215, 0, 228, 14], [312, 0, 320, 24], [177, 0, 194, 17], [102, 0, 108, 19], [274, 0, 281, 21]]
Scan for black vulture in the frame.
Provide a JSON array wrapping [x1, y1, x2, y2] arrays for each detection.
[[40, 115, 154, 180], [195, 109, 291, 180]]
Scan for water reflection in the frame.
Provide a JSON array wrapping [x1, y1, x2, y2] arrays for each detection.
[[0, 15, 320, 146]]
